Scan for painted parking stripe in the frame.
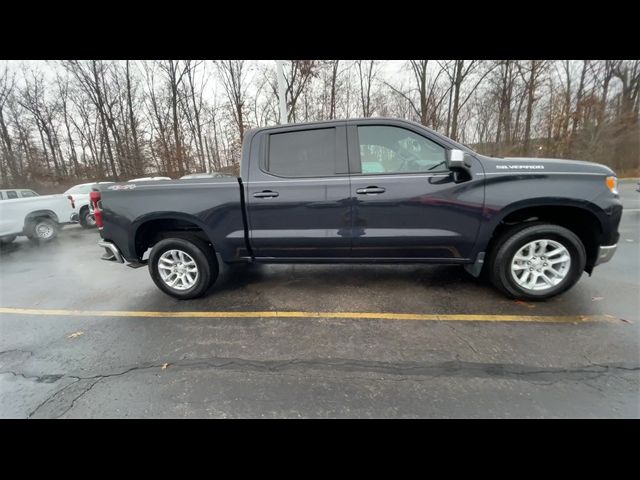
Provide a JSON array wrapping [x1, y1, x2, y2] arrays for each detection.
[[0, 307, 617, 323]]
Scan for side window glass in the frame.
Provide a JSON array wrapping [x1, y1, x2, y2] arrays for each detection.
[[7, 191, 18, 199], [20, 190, 37, 198], [267, 128, 337, 177], [357, 126, 446, 174]]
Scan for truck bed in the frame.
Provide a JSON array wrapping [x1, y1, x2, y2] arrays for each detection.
[[99, 177, 248, 263]]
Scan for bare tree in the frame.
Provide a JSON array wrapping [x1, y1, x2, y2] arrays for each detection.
[[62, 60, 119, 179], [356, 60, 378, 117], [217, 60, 248, 143], [518, 60, 547, 155], [157, 60, 190, 177], [124, 60, 144, 176], [0, 65, 19, 184]]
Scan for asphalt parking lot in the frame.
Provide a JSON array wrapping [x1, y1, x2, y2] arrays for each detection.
[[1, 181, 638, 418]]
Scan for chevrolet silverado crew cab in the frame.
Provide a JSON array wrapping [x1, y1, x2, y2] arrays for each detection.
[[93, 118, 622, 301]]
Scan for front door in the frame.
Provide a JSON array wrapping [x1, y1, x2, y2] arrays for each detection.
[[247, 123, 352, 258], [347, 121, 484, 260]]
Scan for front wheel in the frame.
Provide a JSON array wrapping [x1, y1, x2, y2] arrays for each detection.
[[148, 236, 218, 299], [488, 223, 586, 300]]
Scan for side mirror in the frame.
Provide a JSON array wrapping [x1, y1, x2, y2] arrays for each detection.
[[446, 149, 472, 171]]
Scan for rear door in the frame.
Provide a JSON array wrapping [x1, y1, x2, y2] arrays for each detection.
[[246, 123, 351, 258], [347, 121, 485, 260]]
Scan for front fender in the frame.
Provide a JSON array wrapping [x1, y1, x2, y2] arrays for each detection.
[[471, 197, 610, 260]]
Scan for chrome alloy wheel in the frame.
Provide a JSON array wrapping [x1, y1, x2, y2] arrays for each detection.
[[85, 212, 97, 227], [157, 249, 199, 290], [510, 239, 571, 291], [35, 222, 54, 239]]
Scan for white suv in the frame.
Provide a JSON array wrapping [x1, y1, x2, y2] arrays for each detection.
[[64, 182, 114, 228]]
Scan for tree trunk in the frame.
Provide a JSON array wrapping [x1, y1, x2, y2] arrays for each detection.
[[126, 61, 143, 176]]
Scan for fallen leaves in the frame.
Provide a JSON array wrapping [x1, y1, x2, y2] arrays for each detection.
[[161, 363, 169, 370], [591, 296, 604, 302], [67, 331, 84, 339]]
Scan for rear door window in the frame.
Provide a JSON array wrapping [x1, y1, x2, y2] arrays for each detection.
[[266, 128, 338, 177], [6, 191, 18, 199]]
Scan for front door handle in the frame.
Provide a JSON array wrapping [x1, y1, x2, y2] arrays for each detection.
[[253, 190, 279, 198], [356, 186, 386, 195]]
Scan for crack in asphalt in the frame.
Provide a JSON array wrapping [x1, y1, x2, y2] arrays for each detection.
[[26, 379, 80, 419], [445, 324, 480, 355], [4, 354, 640, 417], [5, 357, 640, 386], [53, 379, 103, 419]]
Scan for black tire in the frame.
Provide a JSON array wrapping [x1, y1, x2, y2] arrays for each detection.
[[79, 207, 96, 229], [148, 236, 218, 300], [27, 217, 59, 244], [488, 223, 586, 300], [0, 235, 17, 245]]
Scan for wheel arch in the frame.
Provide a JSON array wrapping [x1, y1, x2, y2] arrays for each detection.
[[479, 199, 606, 274], [131, 212, 216, 261], [23, 210, 59, 231]]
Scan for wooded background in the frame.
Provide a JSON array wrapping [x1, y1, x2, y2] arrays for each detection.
[[0, 60, 638, 193]]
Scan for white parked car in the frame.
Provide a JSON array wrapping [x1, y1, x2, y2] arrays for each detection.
[[64, 182, 114, 228], [0, 191, 78, 244]]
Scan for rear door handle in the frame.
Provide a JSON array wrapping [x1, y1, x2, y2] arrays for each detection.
[[253, 190, 279, 198], [356, 186, 386, 195]]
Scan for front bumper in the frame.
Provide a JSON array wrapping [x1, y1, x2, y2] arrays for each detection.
[[595, 244, 617, 265]]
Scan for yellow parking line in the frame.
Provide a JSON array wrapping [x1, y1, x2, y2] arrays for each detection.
[[0, 307, 614, 323]]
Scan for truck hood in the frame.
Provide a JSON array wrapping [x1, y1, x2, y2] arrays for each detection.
[[477, 155, 615, 176]]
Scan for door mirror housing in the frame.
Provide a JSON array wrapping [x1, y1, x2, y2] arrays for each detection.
[[446, 149, 472, 171]]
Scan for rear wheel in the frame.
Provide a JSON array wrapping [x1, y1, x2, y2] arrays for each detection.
[[27, 217, 59, 244], [488, 223, 586, 300], [148, 236, 218, 299], [79, 207, 96, 229]]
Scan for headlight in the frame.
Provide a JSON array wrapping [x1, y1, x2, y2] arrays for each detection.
[[605, 176, 618, 195]]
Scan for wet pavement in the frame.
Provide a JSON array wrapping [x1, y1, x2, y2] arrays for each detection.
[[0, 181, 638, 418]]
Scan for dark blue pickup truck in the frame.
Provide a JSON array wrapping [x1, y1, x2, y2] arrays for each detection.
[[93, 118, 622, 300]]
